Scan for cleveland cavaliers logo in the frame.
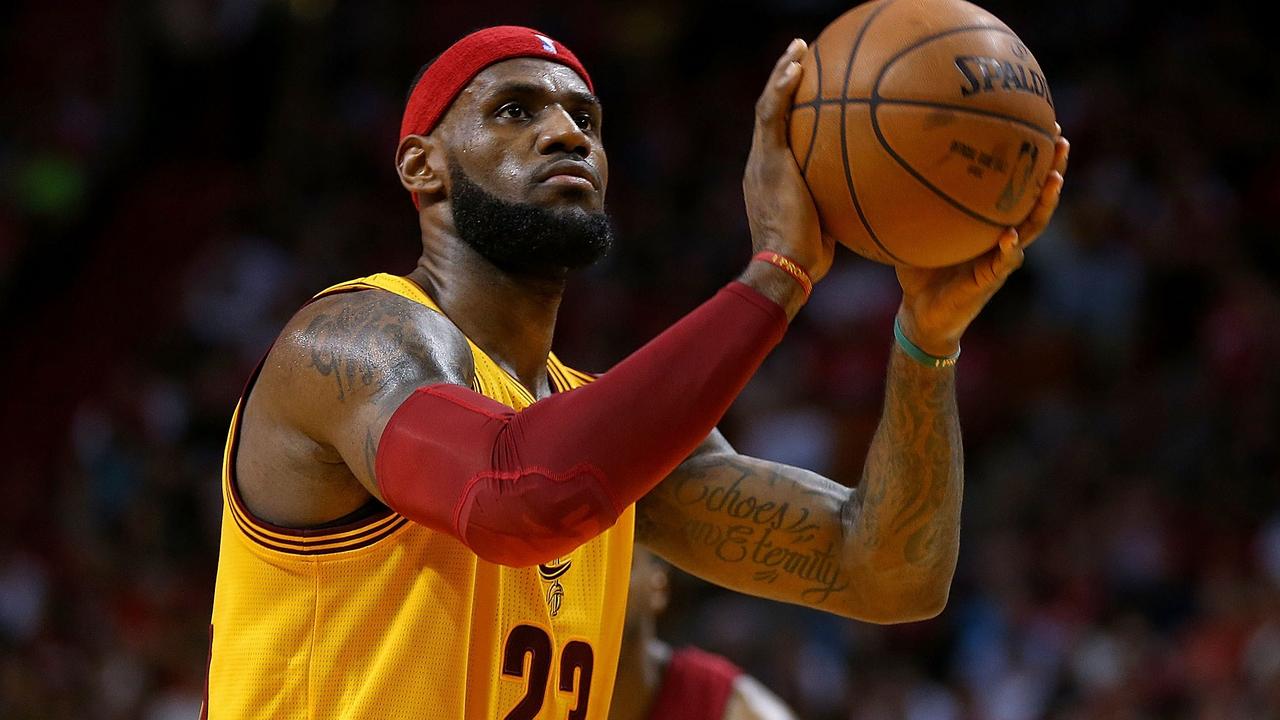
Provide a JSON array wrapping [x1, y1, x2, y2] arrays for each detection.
[[538, 558, 572, 617]]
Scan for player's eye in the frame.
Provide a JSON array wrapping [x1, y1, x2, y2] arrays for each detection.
[[496, 102, 529, 120], [573, 113, 594, 131]]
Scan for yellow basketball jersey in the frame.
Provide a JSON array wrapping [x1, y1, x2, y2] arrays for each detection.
[[206, 273, 634, 720]]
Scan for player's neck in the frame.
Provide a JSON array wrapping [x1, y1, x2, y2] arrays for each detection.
[[408, 246, 563, 395]]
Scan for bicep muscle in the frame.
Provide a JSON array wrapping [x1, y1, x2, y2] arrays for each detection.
[[271, 290, 475, 496]]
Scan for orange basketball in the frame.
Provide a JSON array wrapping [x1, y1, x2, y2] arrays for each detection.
[[789, 0, 1057, 268]]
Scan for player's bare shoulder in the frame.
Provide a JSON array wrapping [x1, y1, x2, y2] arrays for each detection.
[[283, 288, 474, 407], [255, 287, 474, 425], [236, 285, 475, 526]]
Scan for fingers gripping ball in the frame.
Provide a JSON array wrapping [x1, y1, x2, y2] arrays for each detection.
[[789, 0, 1057, 268]]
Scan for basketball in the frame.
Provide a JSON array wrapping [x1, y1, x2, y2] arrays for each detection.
[[789, 0, 1057, 268]]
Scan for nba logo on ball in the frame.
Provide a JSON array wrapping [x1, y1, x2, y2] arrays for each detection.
[[789, 0, 1058, 268]]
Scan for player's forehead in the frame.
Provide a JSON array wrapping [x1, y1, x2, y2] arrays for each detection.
[[461, 58, 597, 106]]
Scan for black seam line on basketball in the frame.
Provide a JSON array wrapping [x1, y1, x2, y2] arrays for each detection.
[[868, 104, 1010, 227], [840, 0, 910, 265], [792, 98, 871, 109], [800, 43, 823, 176], [873, 98, 1055, 140], [870, 24, 1046, 227]]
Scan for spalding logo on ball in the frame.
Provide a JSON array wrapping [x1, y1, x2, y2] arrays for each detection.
[[790, 0, 1058, 268]]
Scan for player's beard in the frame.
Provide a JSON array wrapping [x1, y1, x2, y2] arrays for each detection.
[[448, 157, 613, 275]]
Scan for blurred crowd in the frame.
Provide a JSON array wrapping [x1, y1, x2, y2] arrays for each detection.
[[1, 0, 1278, 718]]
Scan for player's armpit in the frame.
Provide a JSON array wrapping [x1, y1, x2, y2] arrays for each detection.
[[636, 425, 954, 624]]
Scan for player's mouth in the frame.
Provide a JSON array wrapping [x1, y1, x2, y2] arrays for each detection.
[[533, 161, 600, 192]]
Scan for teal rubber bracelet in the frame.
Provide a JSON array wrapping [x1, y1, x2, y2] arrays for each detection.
[[894, 317, 960, 368]]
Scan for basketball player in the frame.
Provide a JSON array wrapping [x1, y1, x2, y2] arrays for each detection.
[[205, 26, 1069, 720], [609, 548, 798, 720]]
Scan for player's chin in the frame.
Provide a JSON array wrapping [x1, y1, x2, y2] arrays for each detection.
[[528, 184, 602, 212]]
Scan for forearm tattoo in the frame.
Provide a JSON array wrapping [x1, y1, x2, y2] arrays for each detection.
[[856, 347, 962, 569], [642, 456, 851, 605], [638, 347, 961, 611]]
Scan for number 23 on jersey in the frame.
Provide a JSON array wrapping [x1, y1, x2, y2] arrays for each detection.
[[502, 624, 595, 720]]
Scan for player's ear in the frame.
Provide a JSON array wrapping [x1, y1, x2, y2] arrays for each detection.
[[396, 134, 447, 201]]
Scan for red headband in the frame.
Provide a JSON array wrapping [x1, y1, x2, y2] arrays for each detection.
[[400, 25, 593, 143]]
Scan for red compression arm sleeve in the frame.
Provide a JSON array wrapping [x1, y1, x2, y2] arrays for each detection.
[[375, 281, 786, 566]]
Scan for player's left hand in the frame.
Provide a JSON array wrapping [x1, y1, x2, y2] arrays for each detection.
[[895, 133, 1070, 356]]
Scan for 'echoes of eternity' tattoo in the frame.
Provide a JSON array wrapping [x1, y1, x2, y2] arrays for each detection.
[[637, 342, 962, 617], [643, 454, 852, 605]]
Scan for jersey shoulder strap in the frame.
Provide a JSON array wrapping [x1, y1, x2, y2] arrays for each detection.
[[311, 273, 444, 313], [311, 274, 596, 402]]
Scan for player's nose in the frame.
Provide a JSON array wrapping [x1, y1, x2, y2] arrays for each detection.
[[535, 105, 590, 158]]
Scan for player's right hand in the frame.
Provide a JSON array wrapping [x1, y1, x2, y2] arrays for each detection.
[[743, 39, 834, 284]]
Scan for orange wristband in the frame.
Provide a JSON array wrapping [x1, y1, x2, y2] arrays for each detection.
[[752, 251, 813, 298]]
